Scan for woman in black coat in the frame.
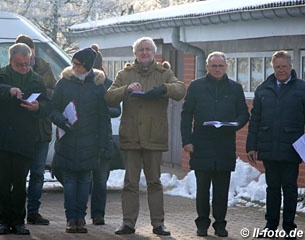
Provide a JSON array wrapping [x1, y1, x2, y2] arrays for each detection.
[[51, 48, 112, 234]]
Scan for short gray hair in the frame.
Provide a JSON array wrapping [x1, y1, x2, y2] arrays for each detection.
[[132, 37, 157, 54], [206, 51, 226, 65], [9, 43, 32, 60], [271, 50, 291, 66]]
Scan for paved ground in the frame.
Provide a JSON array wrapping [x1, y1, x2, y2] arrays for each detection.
[[1, 166, 305, 240]]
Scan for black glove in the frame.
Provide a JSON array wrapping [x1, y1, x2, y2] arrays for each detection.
[[61, 119, 73, 133], [141, 85, 167, 100]]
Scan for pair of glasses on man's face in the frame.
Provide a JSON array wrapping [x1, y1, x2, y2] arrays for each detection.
[[13, 62, 31, 68], [209, 64, 226, 69]]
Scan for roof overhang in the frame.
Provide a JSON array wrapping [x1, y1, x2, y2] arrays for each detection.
[[64, 2, 305, 40]]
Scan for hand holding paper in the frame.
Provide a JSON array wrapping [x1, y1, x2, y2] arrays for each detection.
[[292, 134, 305, 163], [203, 121, 239, 128], [58, 101, 78, 139], [22, 93, 41, 103]]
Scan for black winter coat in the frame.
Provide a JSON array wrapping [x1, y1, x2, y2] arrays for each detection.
[[51, 67, 112, 172], [0, 65, 47, 159], [181, 74, 249, 171], [246, 70, 305, 163]]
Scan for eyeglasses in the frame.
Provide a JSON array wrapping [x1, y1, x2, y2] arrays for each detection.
[[13, 62, 31, 68], [72, 61, 83, 67], [209, 64, 226, 69], [274, 65, 291, 70], [137, 47, 153, 53]]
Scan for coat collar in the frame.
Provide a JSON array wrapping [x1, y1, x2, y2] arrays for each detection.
[[60, 66, 105, 85]]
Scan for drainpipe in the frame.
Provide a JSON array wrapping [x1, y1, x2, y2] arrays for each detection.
[[172, 27, 205, 79]]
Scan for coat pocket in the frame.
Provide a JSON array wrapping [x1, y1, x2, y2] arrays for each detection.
[[282, 127, 302, 144], [257, 126, 272, 142]]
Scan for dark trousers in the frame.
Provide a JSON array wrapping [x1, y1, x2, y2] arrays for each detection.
[[91, 158, 110, 219], [194, 170, 231, 231], [0, 151, 30, 225], [263, 160, 299, 232]]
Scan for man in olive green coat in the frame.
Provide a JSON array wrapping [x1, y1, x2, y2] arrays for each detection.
[[105, 37, 186, 236]]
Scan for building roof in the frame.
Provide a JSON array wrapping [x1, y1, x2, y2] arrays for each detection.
[[66, 0, 305, 37]]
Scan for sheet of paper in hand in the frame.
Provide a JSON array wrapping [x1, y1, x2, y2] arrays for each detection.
[[58, 101, 78, 139], [293, 134, 305, 163], [22, 93, 41, 102], [131, 90, 146, 96], [203, 121, 239, 128]]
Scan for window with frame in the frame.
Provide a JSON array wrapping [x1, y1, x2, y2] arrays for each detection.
[[226, 52, 276, 98], [103, 58, 134, 80], [301, 51, 305, 80]]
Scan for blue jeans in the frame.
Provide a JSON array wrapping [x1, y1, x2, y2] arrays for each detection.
[[90, 159, 110, 219], [27, 141, 49, 214], [63, 170, 91, 222]]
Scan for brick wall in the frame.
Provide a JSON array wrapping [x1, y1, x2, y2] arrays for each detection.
[[180, 54, 305, 188]]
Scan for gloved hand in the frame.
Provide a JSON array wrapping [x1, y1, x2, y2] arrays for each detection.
[[61, 119, 73, 133], [141, 85, 167, 100]]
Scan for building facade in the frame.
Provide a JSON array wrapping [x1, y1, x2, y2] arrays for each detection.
[[64, 0, 305, 187]]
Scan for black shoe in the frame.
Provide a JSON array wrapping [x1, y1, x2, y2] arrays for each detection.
[[27, 213, 49, 225], [77, 220, 87, 233], [215, 228, 228, 237], [197, 228, 208, 236], [92, 217, 105, 225], [153, 225, 171, 236], [11, 224, 30, 235], [0, 224, 9, 235], [66, 221, 77, 233], [115, 225, 135, 235]]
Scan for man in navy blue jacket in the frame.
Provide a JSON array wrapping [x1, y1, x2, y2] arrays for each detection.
[[246, 50, 305, 239], [181, 51, 249, 237]]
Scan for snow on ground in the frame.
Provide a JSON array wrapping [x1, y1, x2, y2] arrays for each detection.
[[39, 158, 305, 213]]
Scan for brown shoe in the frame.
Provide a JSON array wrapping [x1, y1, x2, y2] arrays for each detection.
[[77, 220, 88, 233], [66, 221, 77, 233]]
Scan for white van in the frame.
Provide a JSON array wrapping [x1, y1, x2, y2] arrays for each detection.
[[0, 11, 71, 79], [0, 11, 124, 170]]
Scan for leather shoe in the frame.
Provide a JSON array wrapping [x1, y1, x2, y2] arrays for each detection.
[[115, 225, 135, 235], [11, 224, 30, 235], [92, 217, 105, 225], [153, 225, 171, 236], [215, 228, 228, 237], [27, 213, 49, 225], [77, 220, 87, 233], [0, 224, 9, 235], [197, 228, 208, 236], [66, 220, 77, 233]]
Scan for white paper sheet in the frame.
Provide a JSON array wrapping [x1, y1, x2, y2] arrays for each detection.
[[203, 121, 239, 128], [58, 101, 78, 139], [293, 134, 305, 163]]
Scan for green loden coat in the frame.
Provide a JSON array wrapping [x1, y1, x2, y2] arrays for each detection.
[[105, 59, 186, 151]]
